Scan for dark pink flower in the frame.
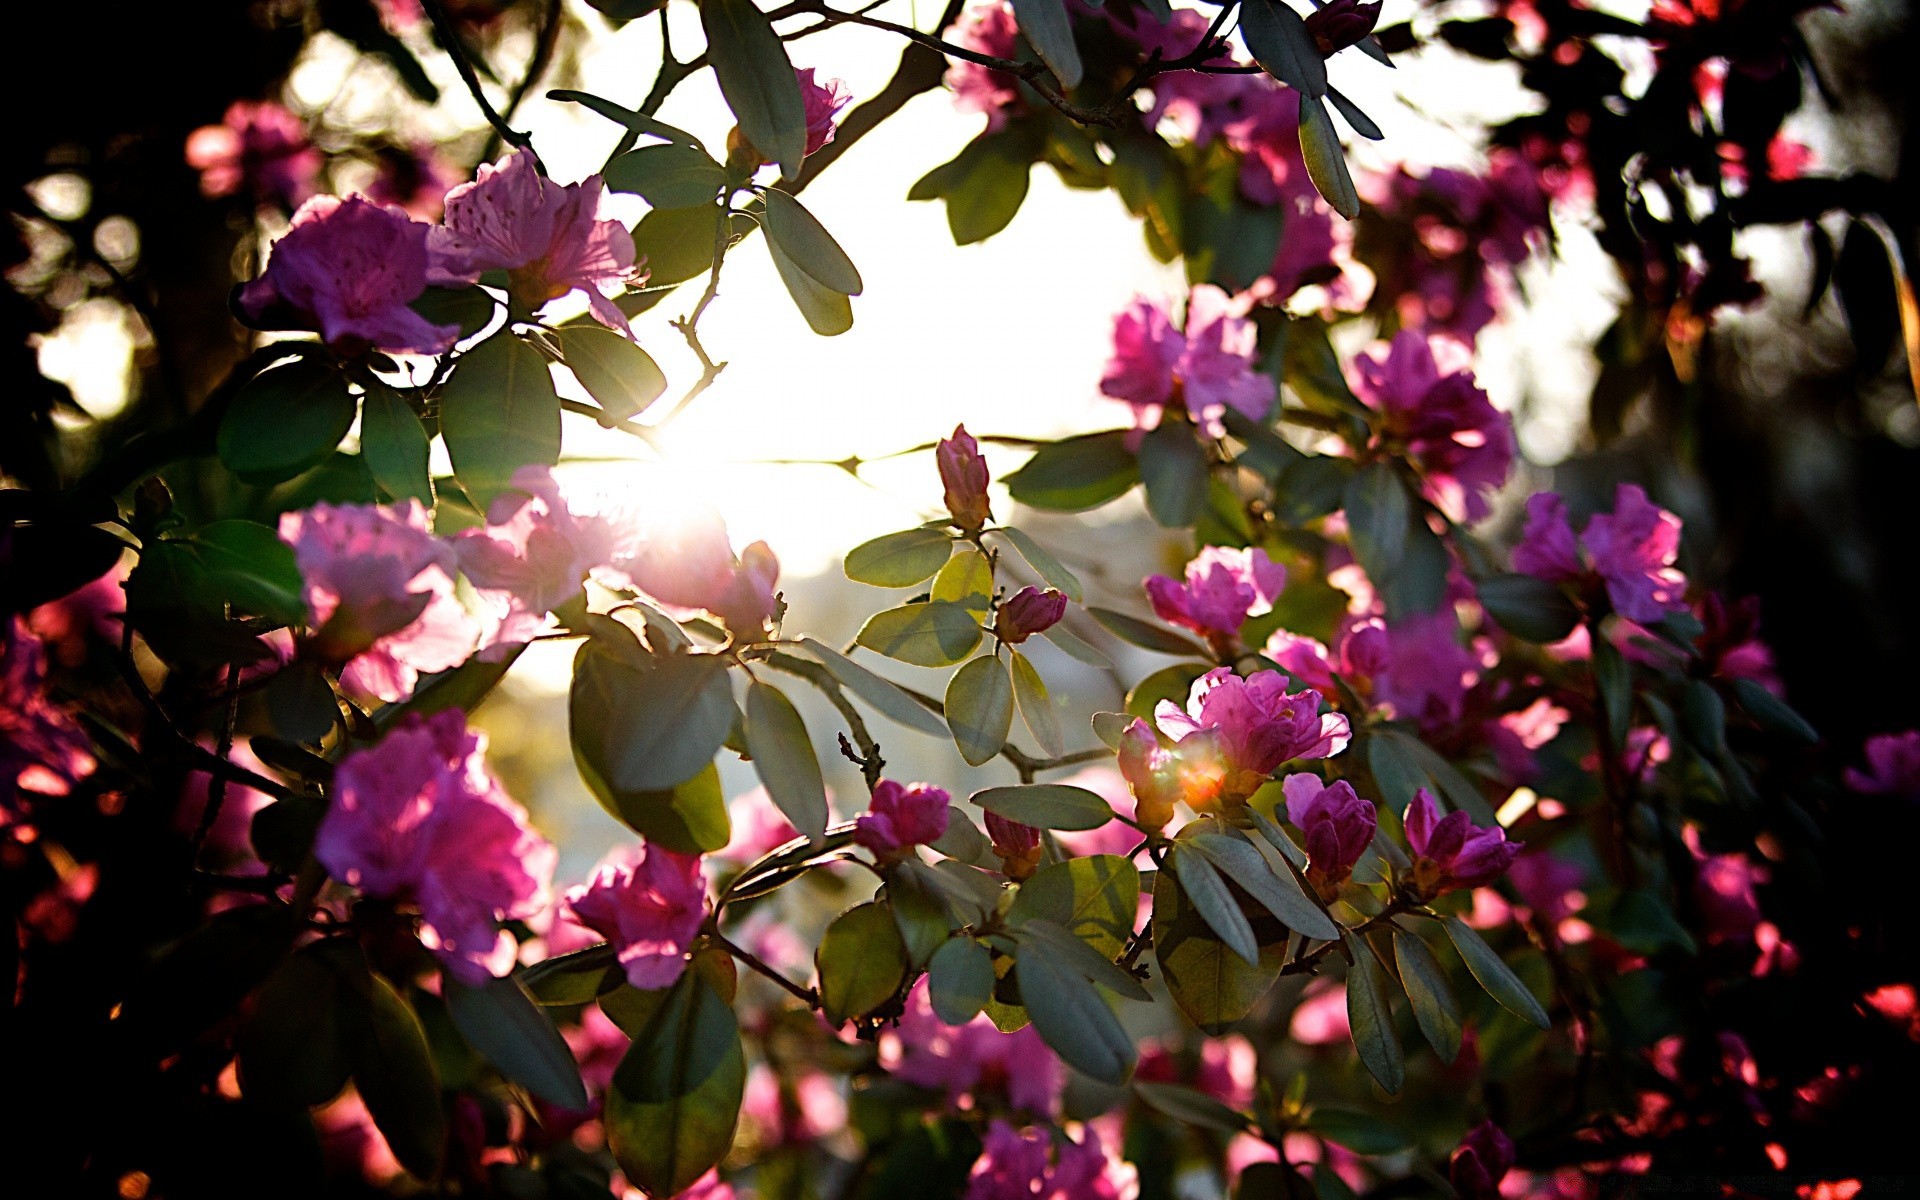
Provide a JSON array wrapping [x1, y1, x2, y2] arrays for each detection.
[[427, 148, 640, 335], [1, 618, 95, 824], [1583, 484, 1688, 623], [564, 842, 708, 989], [1145, 546, 1286, 648], [938, 424, 993, 533], [997, 586, 1067, 645], [1404, 789, 1522, 898], [1303, 0, 1382, 55], [1511, 492, 1583, 583], [796, 68, 853, 157], [1684, 826, 1764, 945], [1134, 9, 1249, 146], [279, 500, 481, 703], [185, 100, 321, 209], [853, 779, 951, 859], [1156, 668, 1351, 801], [1282, 773, 1376, 898], [1485, 695, 1569, 782], [1449, 1121, 1516, 1200], [624, 507, 782, 634], [1351, 331, 1515, 524], [1693, 592, 1780, 692], [944, 2, 1023, 130], [1265, 616, 1391, 696], [967, 1120, 1136, 1200], [1099, 287, 1275, 439], [317, 709, 555, 983], [237, 195, 458, 355], [985, 811, 1042, 879], [882, 979, 1063, 1114], [1845, 731, 1920, 797], [1371, 611, 1479, 730]]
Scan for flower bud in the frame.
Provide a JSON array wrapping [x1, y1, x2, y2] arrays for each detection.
[[1402, 789, 1522, 900], [985, 812, 1042, 880], [1449, 1121, 1516, 1200], [937, 424, 992, 533], [1281, 773, 1376, 901], [1302, 0, 1382, 56], [853, 779, 952, 861], [997, 586, 1067, 644]]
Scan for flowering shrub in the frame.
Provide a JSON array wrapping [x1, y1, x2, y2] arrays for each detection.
[[3, 0, 1914, 1198]]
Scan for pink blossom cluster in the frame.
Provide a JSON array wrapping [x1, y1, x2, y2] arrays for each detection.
[[1267, 610, 1483, 732], [1135, 1034, 1257, 1109], [853, 779, 951, 860], [881, 978, 1063, 1114], [1514, 483, 1690, 624], [1, 618, 96, 825], [1846, 731, 1920, 798], [1127, 668, 1351, 815], [966, 1120, 1138, 1200], [185, 99, 322, 209], [1350, 331, 1516, 524], [1404, 789, 1522, 899], [1145, 545, 1286, 652], [1281, 773, 1377, 900], [1099, 286, 1276, 440], [943, 1, 1024, 131], [315, 709, 555, 983], [564, 842, 709, 989]]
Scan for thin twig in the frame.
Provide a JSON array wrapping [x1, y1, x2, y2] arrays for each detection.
[[425, 0, 536, 158], [485, 0, 566, 162], [764, 650, 885, 788], [192, 661, 243, 862], [712, 931, 821, 1008]]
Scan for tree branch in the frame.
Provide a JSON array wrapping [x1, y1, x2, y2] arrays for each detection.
[[425, 0, 536, 159]]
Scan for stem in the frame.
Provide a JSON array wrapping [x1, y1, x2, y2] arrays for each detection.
[[764, 650, 885, 788], [191, 661, 243, 863], [484, 0, 565, 162], [652, 201, 734, 429], [1281, 896, 1418, 976], [712, 931, 821, 1008], [424, 0, 536, 159]]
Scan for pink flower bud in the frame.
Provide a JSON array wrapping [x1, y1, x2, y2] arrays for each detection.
[[996, 586, 1067, 644], [796, 68, 853, 157], [1403, 789, 1523, 899], [853, 779, 952, 859], [937, 425, 992, 533], [984, 812, 1042, 879], [1302, 0, 1382, 57], [1281, 773, 1377, 898], [1448, 1120, 1516, 1200]]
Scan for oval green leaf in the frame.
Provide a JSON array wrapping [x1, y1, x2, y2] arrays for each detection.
[[360, 381, 433, 504], [604, 142, 728, 209], [1004, 431, 1140, 512], [1344, 933, 1404, 1093], [443, 974, 589, 1110], [1015, 948, 1135, 1084], [816, 902, 909, 1025], [1090, 606, 1208, 657], [559, 324, 668, 422], [762, 188, 863, 295], [440, 333, 562, 506], [607, 968, 745, 1196], [1443, 916, 1550, 1030], [217, 357, 357, 484], [972, 783, 1113, 832], [1476, 572, 1581, 643], [799, 637, 949, 736], [855, 601, 983, 667], [928, 936, 995, 1025], [947, 653, 1014, 766], [845, 527, 953, 587], [1010, 649, 1064, 756], [1392, 928, 1462, 1064], [744, 680, 829, 848], [700, 0, 807, 178]]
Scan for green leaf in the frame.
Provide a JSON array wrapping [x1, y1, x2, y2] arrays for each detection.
[[519, 944, 622, 1006], [606, 968, 745, 1197], [1006, 855, 1139, 957], [766, 220, 855, 335], [1239, 0, 1328, 98], [629, 204, 733, 287], [1366, 726, 1494, 823], [845, 528, 953, 587], [571, 633, 739, 794], [443, 974, 589, 1110], [931, 547, 994, 611], [1042, 625, 1112, 669], [744, 680, 829, 848], [1327, 86, 1384, 140], [1010, 649, 1064, 756], [992, 526, 1084, 602], [1245, 803, 1309, 871], [1592, 638, 1633, 749], [1015, 948, 1135, 1084], [1344, 933, 1404, 1093], [372, 645, 522, 734], [1004, 431, 1139, 511], [1126, 662, 1208, 718], [1170, 844, 1259, 965], [909, 129, 1035, 246], [1151, 866, 1286, 1034], [1297, 96, 1360, 220], [548, 88, 708, 152], [558, 325, 668, 422], [1477, 573, 1581, 643], [1392, 929, 1462, 1063], [700, 0, 808, 179], [928, 937, 995, 1025], [1730, 677, 1818, 744], [1016, 918, 1151, 1001], [1139, 422, 1210, 527], [1184, 828, 1340, 940], [353, 977, 446, 1181], [217, 357, 357, 484], [890, 865, 958, 968], [604, 142, 728, 208], [932, 858, 1011, 922], [1089, 606, 1207, 657], [409, 285, 497, 338], [855, 601, 983, 667], [237, 939, 362, 1108], [1443, 916, 1550, 1029], [1306, 1108, 1412, 1155], [359, 381, 433, 504], [799, 637, 949, 736], [929, 805, 991, 864], [816, 903, 909, 1025], [185, 520, 307, 625], [1135, 1081, 1250, 1133], [1092, 711, 1134, 750], [440, 334, 562, 506], [1009, 0, 1082, 87], [1343, 462, 1409, 585], [762, 188, 864, 294], [947, 654, 1014, 766], [973, 783, 1113, 831]]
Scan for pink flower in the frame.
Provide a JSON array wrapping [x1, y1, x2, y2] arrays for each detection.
[[279, 500, 481, 703], [1156, 668, 1351, 800], [185, 100, 321, 209], [1288, 981, 1350, 1044], [1449, 1121, 1516, 1200], [1133, 9, 1249, 146], [1845, 730, 1920, 797], [1302, 0, 1382, 55], [944, 2, 1023, 130], [1370, 152, 1550, 340], [1512, 484, 1690, 624], [1685, 827, 1764, 946], [316, 710, 555, 983], [1145, 546, 1287, 648], [796, 68, 853, 157], [427, 148, 640, 335], [1054, 767, 1151, 859], [1195, 1035, 1258, 1109], [1371, 611, 1479, 730], [1403, 789, 1522, 899], [624, 507, 782, 635], [723, 786, 804, 863], [743, 1063, 848, 1147], [939, 424, 993, 533], [1511, 492, 1583, 583], [854, 779, 951, 859], [1, 618, 95, 823], [967, 1121, 1138, 1200], [1350, 331, 1515, 524], [997, 586, 1067, 644], [881, 978, 1064, 1114], [1485, 695, 1569, 782], [564, 842, 708, 990], [1265, 616, 1391, 696], [1282, 773, 1376, 898], [454, 466, 638, 653], [237, 195, 457, 355], [1100, 288, 1276, 439], [676, 1171, 736, 1200], [1117, 718, 1204, 830]]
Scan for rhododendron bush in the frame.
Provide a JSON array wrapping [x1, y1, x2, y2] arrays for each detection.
[[6, 0, 1919, 1198]]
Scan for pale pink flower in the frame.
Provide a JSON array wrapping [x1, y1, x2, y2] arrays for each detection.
[[1194, 1035, 1258, 1109], [185, 100, 321, 208], [853, 779, 951, 859], [1404, 788, 1521, 898], [564, 842, 708, 990], [624, 506, 782, 635], [723, 785, 804, 863], [881, 978, 1064, 1115], [796, 68, 853, 157], [1099, 287, 1275, 439], [237, 195, 458, 355], [1, 618, 95, 823], [1845, 730, 1920, 797], [1289, 981, 1350, 1044], [427, 148, 640, 335], [1155, 668, 1350, 799], [1350, 331, 1515, 524], [1144, 546, 1287, 647], [316, 709, 555, 984], [742, 1063, 847, 1147], [278, 500, 481, 703], [944, 2, 1023, 130]]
